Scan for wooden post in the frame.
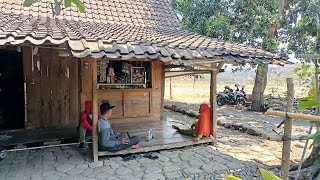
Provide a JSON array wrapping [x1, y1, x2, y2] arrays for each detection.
[[92, 59, 99, 162], [210, 70, 218, 144], [169, 77, 173, 100], [281, 78, 294, 180]]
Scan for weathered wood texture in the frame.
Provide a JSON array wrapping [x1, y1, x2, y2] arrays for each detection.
[[210, 69, 218, 143], [0, 127, 77, 146], [281, 78, 294, 180], [91, 59, 99, 162], [80, 59, 163, 123], [165, 70, 210, 78], [124, 91, 150, 117], [23, 47, 79, 129], [160, 64, 165, 120], [152, 60, 162, 89], [98, 120, 213, 156]]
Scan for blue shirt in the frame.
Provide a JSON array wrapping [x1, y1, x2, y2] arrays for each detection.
[[97, 116, 120, 148]]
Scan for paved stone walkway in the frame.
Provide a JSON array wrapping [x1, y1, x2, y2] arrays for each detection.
[[0, 144, 271, 180]]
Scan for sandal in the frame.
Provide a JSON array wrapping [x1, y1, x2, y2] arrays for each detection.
[[122, 154, 138, 161], [144, 152, 159, 160], [172, 125, 180, 130]]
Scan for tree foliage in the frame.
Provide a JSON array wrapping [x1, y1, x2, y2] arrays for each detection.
[[284, 0, 320, 56], [171, 0, 281, 52], [285, 0, 320, 92], [23, 0, 85, 16], [171, 0, 283, 111]]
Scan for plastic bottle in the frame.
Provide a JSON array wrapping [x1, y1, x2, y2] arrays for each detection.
[[148, 128, 153, 141]]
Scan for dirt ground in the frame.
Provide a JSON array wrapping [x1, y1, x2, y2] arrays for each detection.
[[165, 79, 306, 103], [164, 79, 314, 175], [165, 107, 313, 167]]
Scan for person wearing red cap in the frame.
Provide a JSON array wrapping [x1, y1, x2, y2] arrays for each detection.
[[78, 100, 100, 149]]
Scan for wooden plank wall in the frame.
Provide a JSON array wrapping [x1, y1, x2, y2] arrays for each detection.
[[23, 47, 79, 129], [80, 59, 163, 124]]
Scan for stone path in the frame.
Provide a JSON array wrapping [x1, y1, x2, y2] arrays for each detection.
[[0, 105, 312, 180], [0, 144, 271, 180]]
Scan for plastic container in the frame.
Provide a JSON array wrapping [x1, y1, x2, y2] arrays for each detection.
[[147, 128, 153, 141]]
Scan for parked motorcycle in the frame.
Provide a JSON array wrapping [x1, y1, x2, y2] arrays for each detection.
[[217, 84, 247, 106]]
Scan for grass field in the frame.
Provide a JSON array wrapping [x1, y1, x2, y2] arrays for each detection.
[[164, 78, 306, 103]]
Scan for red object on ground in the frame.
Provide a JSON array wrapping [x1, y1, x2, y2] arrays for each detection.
[[194, 104, 211, 137]]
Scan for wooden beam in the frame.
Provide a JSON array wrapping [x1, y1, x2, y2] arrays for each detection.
[[92, 59, 99, 162], [192, 59, 224, 64], [210, 63, 218, 144], [98, 137, 213, 156], [165, 70, 211, 78], [265, 111, 320, 122], [298, 54, 320, 59], [217, 62, 225, 70], [281, 78, 294, 180], [193, 64, 219, 71], [164, 65, 186, 69]]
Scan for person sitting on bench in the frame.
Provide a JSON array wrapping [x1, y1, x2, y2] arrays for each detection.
[[78, 100, 100, 149], [98, 102, 140, 152]]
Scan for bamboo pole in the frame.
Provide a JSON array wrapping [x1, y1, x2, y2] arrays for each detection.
[[265, 111, 320, 122], [294, 126, 313, 180], [92, 59, 99, 162], [281, 78, 294, 180]]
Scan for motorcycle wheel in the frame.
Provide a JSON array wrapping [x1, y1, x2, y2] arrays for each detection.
[[217, 97, 224, 106], [236, 98, 247, 107], [0, 147, 6, 161]]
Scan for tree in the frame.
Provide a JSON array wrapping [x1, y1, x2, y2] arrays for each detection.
[[171, 0, 283, 111], [281, 0, 320, 178], [23, 0, 85, 16], [283, 0, 320, 178]]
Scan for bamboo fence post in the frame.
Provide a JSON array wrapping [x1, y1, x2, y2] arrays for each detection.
[[281, 78, 294, 180], [92, 59, 99, 162]]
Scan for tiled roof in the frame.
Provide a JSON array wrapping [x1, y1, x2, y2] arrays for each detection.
[[0, 0, 181, 29], [0, 0, 289, 65]]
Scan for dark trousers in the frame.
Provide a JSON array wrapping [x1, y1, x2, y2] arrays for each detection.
[[104, 135, 141, 152]]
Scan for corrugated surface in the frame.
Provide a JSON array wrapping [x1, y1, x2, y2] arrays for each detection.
[[0, 0, 289, 65]]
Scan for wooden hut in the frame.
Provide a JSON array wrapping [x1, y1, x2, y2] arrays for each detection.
[[0, 0, 289, 161]]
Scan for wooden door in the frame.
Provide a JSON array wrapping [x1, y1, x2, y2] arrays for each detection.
[[0, 50, 24, 129]]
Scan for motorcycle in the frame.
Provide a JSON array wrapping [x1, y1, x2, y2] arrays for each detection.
[[234, 90, 247, 106], [217, 85, 247, 106]]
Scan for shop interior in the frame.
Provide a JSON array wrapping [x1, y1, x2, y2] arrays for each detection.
[[97, 60, 152, 89]]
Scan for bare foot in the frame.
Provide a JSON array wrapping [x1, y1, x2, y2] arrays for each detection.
[[131, 144, 141, 149]]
